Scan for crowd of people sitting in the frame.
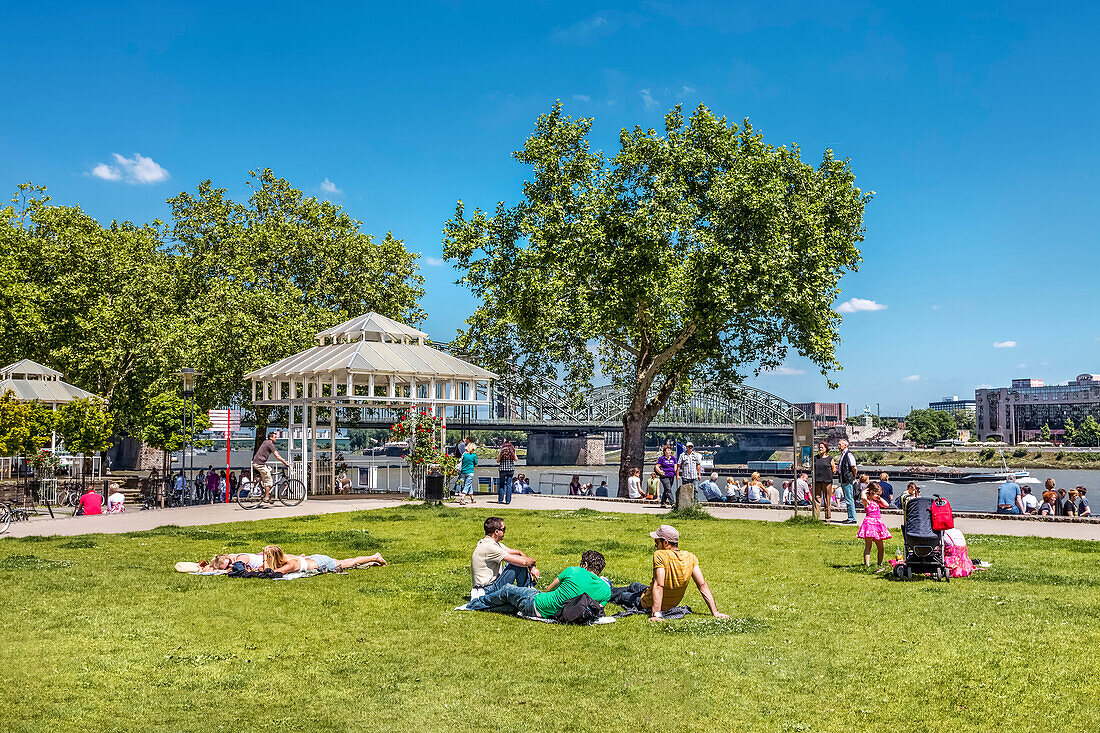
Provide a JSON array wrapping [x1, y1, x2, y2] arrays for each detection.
[[462, 516, 729, 622], [996, 477, 1090, 516]]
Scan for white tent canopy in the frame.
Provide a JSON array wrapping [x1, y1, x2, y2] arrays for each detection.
[[244, 312, 496, 493]]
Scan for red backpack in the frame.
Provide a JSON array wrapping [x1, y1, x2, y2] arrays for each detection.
[[930, 495, 954, 531]]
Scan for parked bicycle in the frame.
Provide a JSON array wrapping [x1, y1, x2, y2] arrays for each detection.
[[236, 465, 306, 509], [0, 501, 31, 534]]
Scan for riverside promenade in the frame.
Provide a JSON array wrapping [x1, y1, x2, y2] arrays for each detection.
[[5, 493, 1100, 541]]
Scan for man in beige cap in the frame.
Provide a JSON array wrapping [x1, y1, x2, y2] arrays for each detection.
[[611, 524, 729, 621]]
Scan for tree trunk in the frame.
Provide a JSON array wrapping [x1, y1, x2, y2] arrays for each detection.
[[253, 408, 270, 453], [617, 410, 648, 497]]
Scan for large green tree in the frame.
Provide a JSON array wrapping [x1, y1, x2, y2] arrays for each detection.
[[443, 103, 869, 495], [167, 169, 425, 446], [904, 409, 958, 446], [0, 390, 54, 456], [0, 185, 177, 434], [54, 396, 114, 473], [140, 392, 212, 476]]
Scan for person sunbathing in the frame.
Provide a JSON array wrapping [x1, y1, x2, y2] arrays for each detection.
[[262, 545, 386, 574], [206, 552, 265, 571]]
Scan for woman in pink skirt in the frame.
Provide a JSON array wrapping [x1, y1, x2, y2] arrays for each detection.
[[858, 482, 893, 567]]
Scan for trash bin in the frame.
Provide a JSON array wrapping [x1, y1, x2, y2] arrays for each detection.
[[425, 472, 444, 503]]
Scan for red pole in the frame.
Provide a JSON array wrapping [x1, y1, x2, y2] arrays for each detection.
[[225, 429, 230, 502]]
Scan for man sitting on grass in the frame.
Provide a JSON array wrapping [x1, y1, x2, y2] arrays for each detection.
[[466, 550, 610, 618], [611, 524, 729, 621], [470, 516, 541, 600]]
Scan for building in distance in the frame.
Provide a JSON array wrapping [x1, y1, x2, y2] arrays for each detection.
[[794, 401, 847, 427], [929, 395, 975, 417], [975, 374, 1100, 444]]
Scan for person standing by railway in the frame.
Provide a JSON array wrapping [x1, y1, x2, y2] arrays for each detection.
[[837, 438, 858, 525], [655, 444, 677, 508], [497, 439, 517, 504]]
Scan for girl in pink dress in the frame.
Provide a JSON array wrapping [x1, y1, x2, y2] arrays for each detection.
[[858, 482, 892, 567]]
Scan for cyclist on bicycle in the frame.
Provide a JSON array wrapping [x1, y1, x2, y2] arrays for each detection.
[[252, 431, 290, 503]]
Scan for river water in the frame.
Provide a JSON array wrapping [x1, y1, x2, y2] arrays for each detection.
[[206, 450, 1098, 513]]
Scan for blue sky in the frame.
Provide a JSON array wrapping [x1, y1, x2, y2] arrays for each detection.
[[3, 1, 1098, 415]]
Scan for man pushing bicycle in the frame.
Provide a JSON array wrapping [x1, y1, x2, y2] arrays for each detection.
[[253, 431, 290, 503]]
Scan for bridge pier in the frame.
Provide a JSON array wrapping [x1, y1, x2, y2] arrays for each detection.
[[527, 432, 606, 466]]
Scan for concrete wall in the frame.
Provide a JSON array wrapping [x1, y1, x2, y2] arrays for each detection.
[[527, 433, 605, 466]]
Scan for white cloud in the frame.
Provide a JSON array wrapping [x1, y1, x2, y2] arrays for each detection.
[[993, 340, 1017, 348], [423, 256, 445, 267], [639, 88, 658, 110], [320, 178, 342, 194], [931, 304, 942, 310], [902, 375, 920, 382], [90, 163, 120, 181], [836, 297, 887, 313], [1017, 363, 1027, 369], [681, 85, 696, 94], [763, 366, 804, 376], [89, 153, 169, 184], [571, 94, 591, 102]]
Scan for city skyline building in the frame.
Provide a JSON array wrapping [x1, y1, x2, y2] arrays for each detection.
[[975, 373, 1100, 443], [794, 401, 847, 427], [929, 395, 976, 417]]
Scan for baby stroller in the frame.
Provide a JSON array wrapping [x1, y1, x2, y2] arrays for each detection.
[[893, 496, 949, 582]]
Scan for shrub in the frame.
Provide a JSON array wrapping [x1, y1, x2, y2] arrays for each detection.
[[979, 448, 996, 461], [1012, 448, 1028, 458], [1056, 450, 1067, 460], [869, 451, 884, 463], [1033, 451, 1044, 459]]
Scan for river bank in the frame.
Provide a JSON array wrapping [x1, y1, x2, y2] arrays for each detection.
[[848, 449, 1100, 471]]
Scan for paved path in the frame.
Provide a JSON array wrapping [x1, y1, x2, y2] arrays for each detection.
[[5, 493, 1100, 541], [1, 498, 407, 538]]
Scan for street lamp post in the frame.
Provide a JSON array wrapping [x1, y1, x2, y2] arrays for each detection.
[[174, 369, 202, 506]]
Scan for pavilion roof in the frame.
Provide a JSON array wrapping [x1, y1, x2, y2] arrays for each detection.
[[315, 312, 430, 344], [0, 360, 96, 404]]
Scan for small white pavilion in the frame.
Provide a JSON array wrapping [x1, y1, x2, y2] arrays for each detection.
[[0, 359, 96, 451], [245, 312, 496, 493]]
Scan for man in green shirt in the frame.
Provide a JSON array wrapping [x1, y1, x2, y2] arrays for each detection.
[[466, 551, 610, 618]]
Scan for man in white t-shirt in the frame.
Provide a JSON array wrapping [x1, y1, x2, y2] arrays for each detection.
[[470, 516, 541, 600]]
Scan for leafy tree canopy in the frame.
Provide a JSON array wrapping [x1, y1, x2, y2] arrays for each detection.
[[444, 102, 869, 493], [54, 397, 114, 456], [0, 390, 53, 455], [904, 409, 958, 445]]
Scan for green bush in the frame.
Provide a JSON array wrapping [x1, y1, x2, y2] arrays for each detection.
[[1056, 450, 1067, 460], [1012, 448, 1028, 458], [1033, 451, 1044, 459], [979, 448, 996, 461], [869, 451, 884, 463]]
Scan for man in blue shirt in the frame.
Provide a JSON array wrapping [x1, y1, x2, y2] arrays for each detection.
[[997, 478, 1024, 514], [697, 472, 724, 502]]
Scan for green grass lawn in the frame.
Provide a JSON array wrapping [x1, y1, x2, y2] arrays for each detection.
[[2, 505, 1097, 732]]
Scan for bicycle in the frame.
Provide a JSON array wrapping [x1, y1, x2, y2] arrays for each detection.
[[236, 465, 306, 509], [0, 501, 32, 533]]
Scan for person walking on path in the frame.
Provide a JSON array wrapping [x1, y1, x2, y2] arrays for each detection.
[[458, 443, 478, 505], [675, 442, 704, 502], [837, 439, 858, 524], [812, 442, 835, 521], [206, 467, 220, 504], [496, 439, 517, 504], [252, 431, 291, 504], [656, 445, 677, 507]]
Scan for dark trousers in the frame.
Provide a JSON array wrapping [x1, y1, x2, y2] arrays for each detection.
[[498, 471, 514, 504], [659, 476, 675, 506]]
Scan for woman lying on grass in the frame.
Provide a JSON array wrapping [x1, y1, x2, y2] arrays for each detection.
[[262, 545, 387, 574]]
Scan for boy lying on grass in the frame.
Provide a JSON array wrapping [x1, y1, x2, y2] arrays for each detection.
[[262, 545, 387, 574]]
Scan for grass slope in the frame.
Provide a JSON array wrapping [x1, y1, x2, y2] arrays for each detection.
[[1, 505, 1095, 732]]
